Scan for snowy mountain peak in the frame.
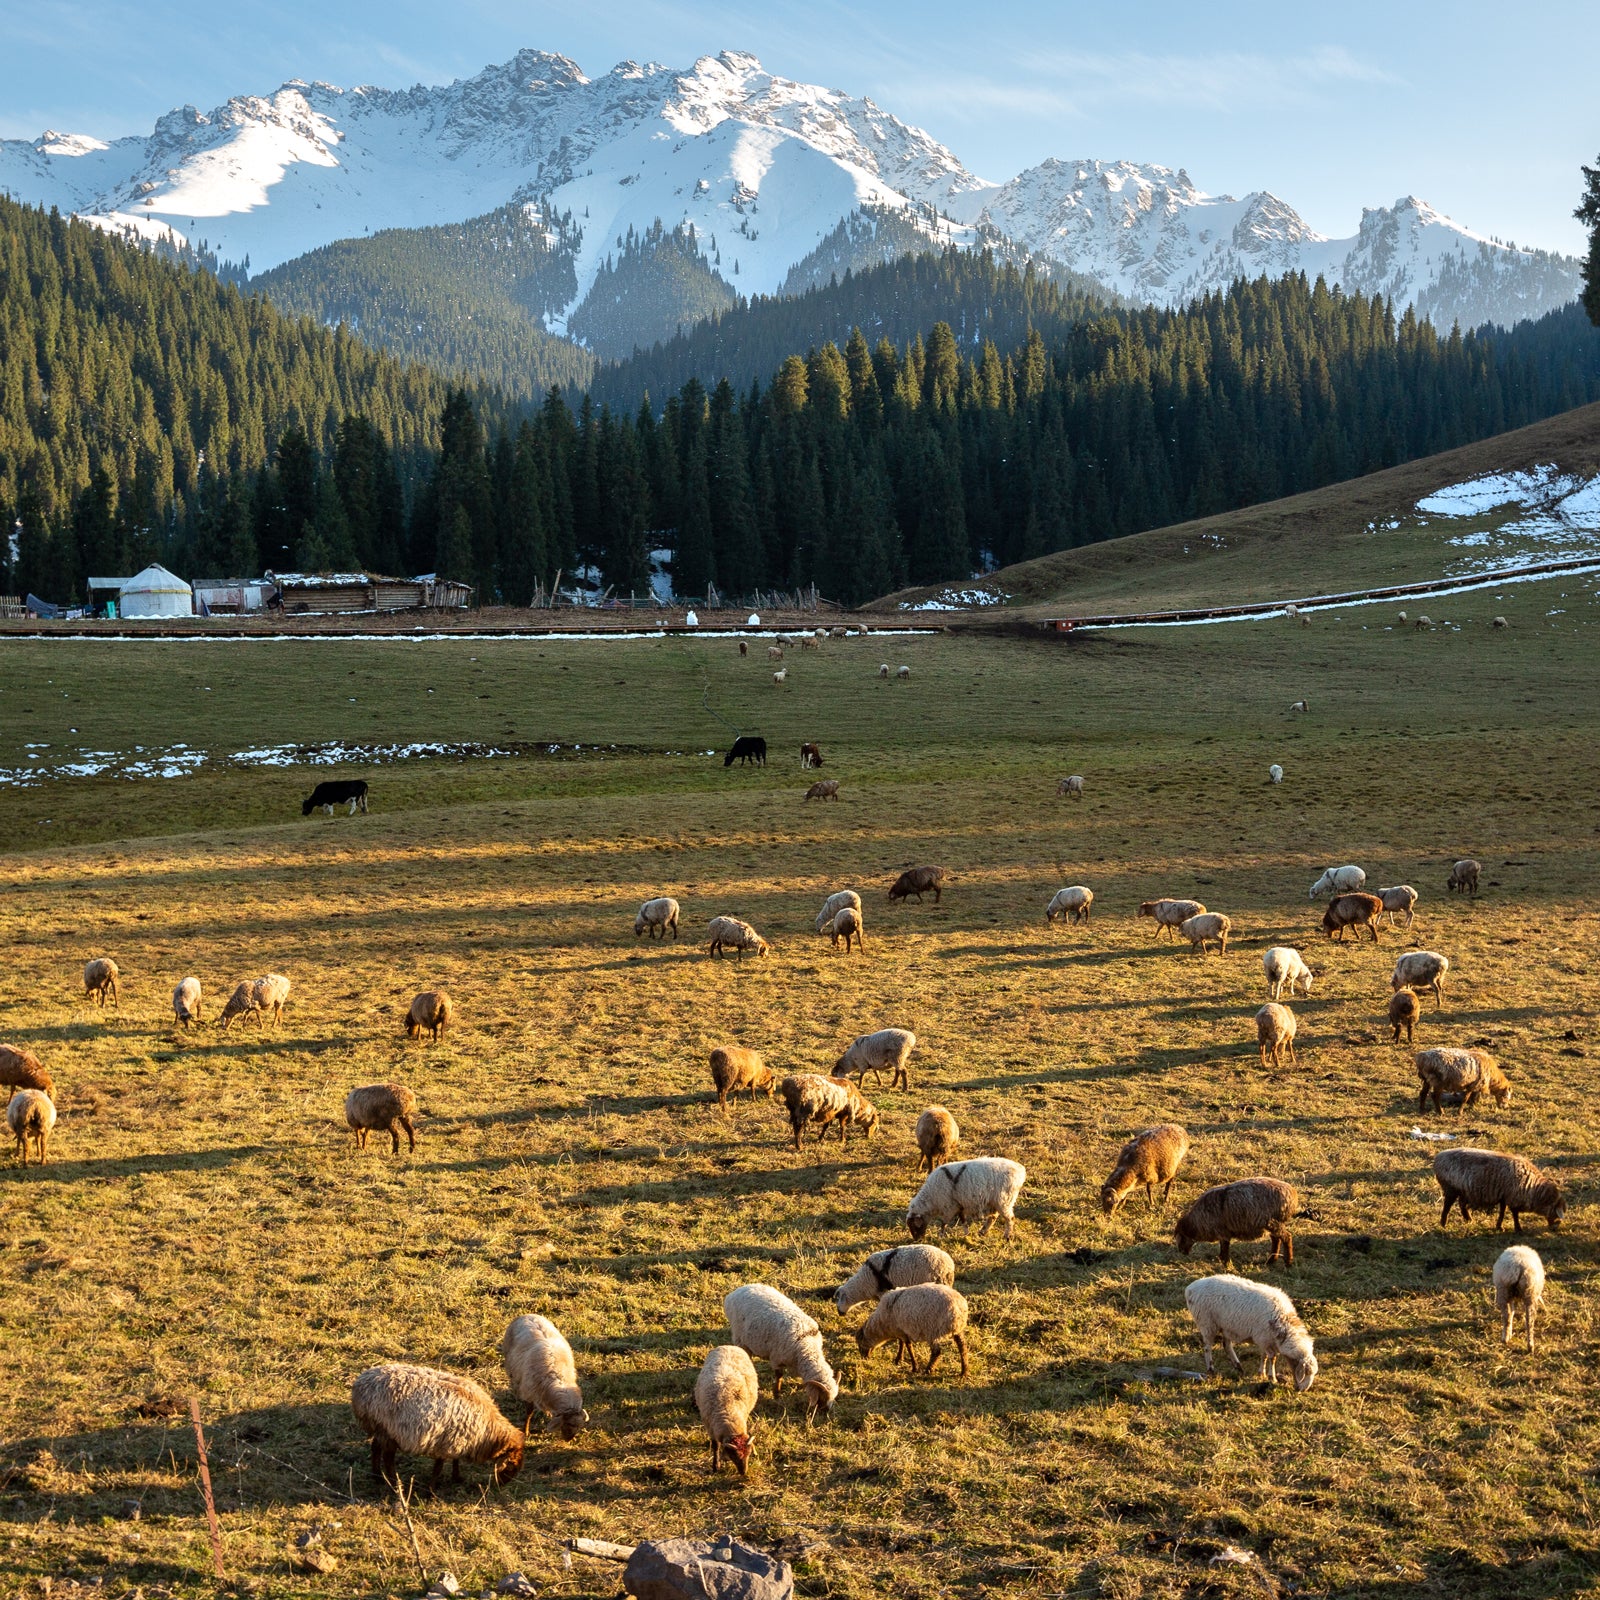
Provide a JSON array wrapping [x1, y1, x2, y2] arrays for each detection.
[[0, 48, 1579, 337]]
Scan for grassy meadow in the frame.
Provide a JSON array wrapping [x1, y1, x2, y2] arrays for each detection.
[[3, 580, 1600, 1600]]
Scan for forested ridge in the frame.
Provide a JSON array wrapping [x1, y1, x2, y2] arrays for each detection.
[[3, 194, 1599, 607]]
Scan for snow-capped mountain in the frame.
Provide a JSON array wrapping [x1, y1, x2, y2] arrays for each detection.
[[0, 50, 1578, 339]]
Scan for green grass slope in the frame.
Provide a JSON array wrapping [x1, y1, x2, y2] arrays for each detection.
[[879, 400, 1600, 619]]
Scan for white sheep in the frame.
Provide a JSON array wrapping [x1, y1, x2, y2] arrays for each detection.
[[1391, 950, 1449, 1008], [1268, 764, 1283, 784], [707, 916, 769, 959], [1376, 885, 1418, 929], [350, 1363, 524, 1489], [1288, 700, 1308, 713], [833, 1244, 957, 1315], [767, 645, 784, 662], [897, 665, 910, 679], [1262, 946, 1313, 1001], [82, 957, 120, 1008], [1056, 775, 1085, 799], [220, 973, 290, 1029], [8, 1088, 55, 1166], [1492, 616, 1509, 629], [1397, 610, 1408, 624], [835, 1027, 916, 1089], [723, 1284, 839, 1414], [1309, 865, 1366, 899], [1415, 615, 1432, 630], [501, 1314, 588, 1439], [773, 668, 787, 685], [878, 663, 890, 678], [634, 896, 681, 940], [1493, 1245, 1545, 1353], [907, 1157, 1027, 1242], [1045, 886, 1093, 925], [172, 975, 203, 1029], [1178, 911, 1231, 955], [1138, 898, 1206, 941], [815, 890, 863, 933], [695, 1345, 760, 1476], [1255, 1002, 1297, 1069], [856, 1284, 970, 1377], [1184, 1274, 1318, 1391]]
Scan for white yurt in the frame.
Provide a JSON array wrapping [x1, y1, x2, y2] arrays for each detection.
[[118, 563, 193, 619]]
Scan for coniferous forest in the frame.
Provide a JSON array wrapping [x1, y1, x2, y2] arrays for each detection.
[[3, 195, 1600, 607]]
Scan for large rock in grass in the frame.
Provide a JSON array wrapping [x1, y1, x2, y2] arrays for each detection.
[[623, 1537, 793, 1600]]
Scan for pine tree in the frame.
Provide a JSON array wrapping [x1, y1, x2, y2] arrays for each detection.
[[1577, 155, 1600, 327]]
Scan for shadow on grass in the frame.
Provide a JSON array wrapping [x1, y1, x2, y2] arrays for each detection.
[[0, 1144, 271, 1180]]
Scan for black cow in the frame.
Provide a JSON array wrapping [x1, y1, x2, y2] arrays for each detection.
[[303, 780, 370, 817], [724, 737, 767, 767]]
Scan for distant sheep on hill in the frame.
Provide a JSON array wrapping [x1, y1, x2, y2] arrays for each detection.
[[1174, 1177, 1301, 1267], [804, 779, 840, 801], [1435, 1148, 1564, 1232], [1179, 912, 1231, 955], [1309, 865, 1366, 899], [634, 897, 680, 939], [172, 976, 203, 1029], [8, 1088, 55, 1166], [0, 1046, 52, 1098], [1056, 775, 1085, 799], [889, 866, 947, 904], [815, 890, 862, 933], [406, 991, 453, 1041], [83, 958, 120, 1009], [907, 1157, 1026, 1242], [1447, 858, 1481, 896], [710, 1046, 774, 1112], [707, 917, 769, 959], [1045, 886, 1093, 925], [1392, 951, 1449, 1009]]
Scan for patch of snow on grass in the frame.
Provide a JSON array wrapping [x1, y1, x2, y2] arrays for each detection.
[[899, 587, 1008, 611], [1417, 465, 1580, 517]]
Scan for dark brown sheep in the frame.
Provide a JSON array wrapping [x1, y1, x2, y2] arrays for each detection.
[[1174, 1177, 1301, 1267], [1388, 989, 1421, 1044], [1435, 1148, 1563, 1231], [889, 865, 948, 904], [1321, 892, 1385, 942], [0, 1044, 53, 1098]]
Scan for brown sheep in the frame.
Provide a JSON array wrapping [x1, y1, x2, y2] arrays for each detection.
[[0, 1045, 54, 1098], [916, 1106, 960, 1172], [710, 1046, 775, 1112], [1322, 892, 1385, 942], [1447, 858, 1481, 896], [406, 990, 453, 1041], [1100, 1124, 1189, 1214], [1388, 989, 1421, 1044], [1255, 1003, 1297, 1069], [889, 865, 948, 904], [1416, 1048, 1511, 1115], [1174, 1177, 1301, 1267], [805, 779, 840, 801], [83, 957, 120, 1008], [345, 1083, 419, 1154], [828, 905, 864, 952], [1435, 1149, 1564, 1232]]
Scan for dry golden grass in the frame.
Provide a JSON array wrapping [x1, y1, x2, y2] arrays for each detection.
[[3, 591, 1600, 1599]]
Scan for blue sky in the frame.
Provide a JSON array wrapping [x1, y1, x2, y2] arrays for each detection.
[[3, 0, 1594, 252]]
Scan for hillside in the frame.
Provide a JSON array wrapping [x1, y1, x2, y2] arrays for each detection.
[[878, 399, 1600, 617]]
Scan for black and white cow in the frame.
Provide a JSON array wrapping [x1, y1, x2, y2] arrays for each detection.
[[302, 780, 370, 817]]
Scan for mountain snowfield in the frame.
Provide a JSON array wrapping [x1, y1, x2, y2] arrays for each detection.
[[0, 48, 1578, 336]]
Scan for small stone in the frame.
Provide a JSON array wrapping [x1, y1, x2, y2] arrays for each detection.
[[296, 1551, 337, 1575], [496, 1577, 537, 1598], [427, 1577, 461, 1599]]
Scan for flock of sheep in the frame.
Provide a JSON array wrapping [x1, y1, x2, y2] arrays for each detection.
[[1, 799, 1554, 1495]]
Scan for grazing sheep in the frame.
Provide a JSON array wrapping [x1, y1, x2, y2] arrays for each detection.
[[916, 1106, 960, 1172], [1297, 611, 1313, 627], [1283, 604, 1299, 618], [805, 779, 841, 802], [815, 890, 862, 933], [857, 1285, 970, 1377], [1138, 899, 1206, 941], [830, 1076, 881, 1142], [1389, 989, 1421, 1044], [778, 1074, 855, 1150], [1377, 885, 1419, 929], [738, 641, 748, 656], [1185, 1274, 1318, 1391], [710, 1046, 775, 1112], [1056, 775, 1086, 799], [1100, 1124, 1189, 1215], [406, 990, 453, 1041], [1397, 610, 1408, 624], [1391, 951, 1449, 1009], [171, 976, 203, 1029], [1268, 764, 1284, 784], [1174, 1177, 1301, 1267], [1415, 615, 1432, 630], [1435, 1148, 1565, 1232], [1493, 1245, 1544, 1352], [835, 1027, 916, 1090], [1447, 858, 1481, 896], [218, 973, 291, 1030], [833, 1244, 957, 1316], [878, 663, 890, 678], [345, 1083, 418, 1154], [907, 1157, 1027, 1242], [8, 1089, 55, 1166], [1492, 616, 1509, 629], [695, 1345, 760, 1476], [773, 669, 787, 686], [897, 665, 910, 679], [799, 742, 823, 768], [82, 957, 120, 1008], [1309, 865, 1366, 899], [1256, 1003, 1298, 1069], [1262, 946, 1314, 1001], [218, 982, 254, 1029], [1179, 912, 1232, 955], [1322, 891, 1385, 942], [767, 645, 784, 662], [724, 1284, 839, 1414], [1416, 1048, 1511, 1115], [801, 635, 820, 651], [350, 1363, 524, 1491], [827, 905, 863, 952], [501, 1314, 587, 1440], [1045, 886, 1093, 925], [0, 1045, 53, 1098], [707, 916, 769, 959], [889, 865, 948, 904], [1289, 700, 1308, 713], [634, 897, 681, 940]]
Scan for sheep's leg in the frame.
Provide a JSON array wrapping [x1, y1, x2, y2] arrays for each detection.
[[399, 1115, 416, 1153], [1418, 1084, 1430, 1113], [1217, 1238, 1232, 1268], [953, 1332, 970, 1376], [1224, 1340, 1243, 1374], [1525, 1305, 1536, 1354], [1495, 1202, 1508, 1231], [1501, 1303, 1514, 1346], [1199, 1335, 1216, 1376], [926, 1341, 942, 1374]]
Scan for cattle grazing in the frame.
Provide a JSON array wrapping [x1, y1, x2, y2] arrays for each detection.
[[800, 743, 823, 769], [303, 780, 369, 817], [724, 736, 767, 768]]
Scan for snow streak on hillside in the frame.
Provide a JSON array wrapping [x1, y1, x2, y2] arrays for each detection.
[[0, 50, 1579, 336]]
